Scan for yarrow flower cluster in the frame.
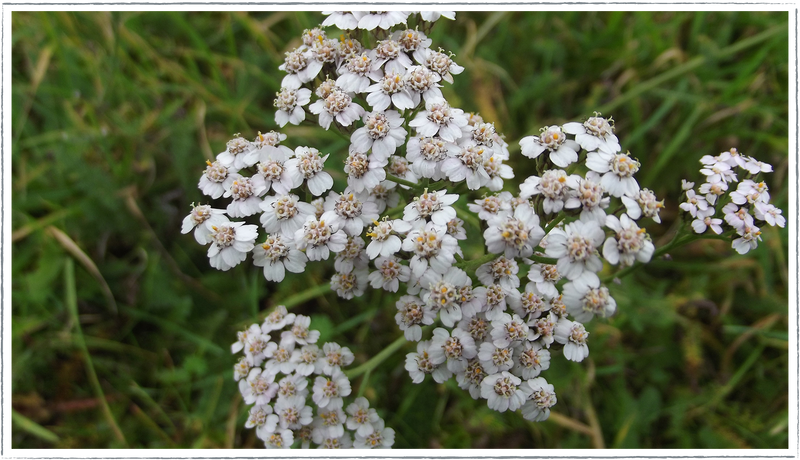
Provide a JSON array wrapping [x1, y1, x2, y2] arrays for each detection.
[[233, 306, 395, 449], [679, 148, 783, 254], [182, 11, 784, 448]]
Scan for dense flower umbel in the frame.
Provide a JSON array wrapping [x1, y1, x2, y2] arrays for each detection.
[[181, 12, 783, 446]]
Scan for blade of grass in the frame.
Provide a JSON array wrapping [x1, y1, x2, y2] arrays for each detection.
[[130, 403, 175, 447], [64, 258, 128, 446], [642, 104, 705, 184], [47, 226, 117, 314], [119, 305, 224, 355], [12, 409, 59, 444], [598, 22, 788, 114]]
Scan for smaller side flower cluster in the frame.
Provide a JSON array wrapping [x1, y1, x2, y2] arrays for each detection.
[[233, 306, 395, 449], [680, 148, 783, 254]]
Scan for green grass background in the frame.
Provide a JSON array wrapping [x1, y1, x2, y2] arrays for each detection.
[[11, 11, 790, 448]]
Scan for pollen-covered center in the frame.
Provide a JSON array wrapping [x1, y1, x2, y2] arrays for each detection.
[[428, 280, 458, 310], [406, 66, 437, 93], [566, 234, 595, 262], [539, 125, 566, 150], [584, 115, 614, 138], [282, 50, 307, 74], [365, 112, 390, 140], [419, 137, 449, 162], [492, 376, 518, 397], [272, 195, 299, 220], [323, 89, 353, 115], [499, 218, 530, 250], [611, 153, 640, 177], [212, 225, 236, 248], [334, 193, 363, 219], [274, 87, 298, 112], [258, 160, 284, 182], [230, 178, 255, 201], [412, 229, 442, 258], [297, 148, 326, 178], [204, 161, 228, 183], [569, 323, 589, 345], [581, 287, 611, 316]]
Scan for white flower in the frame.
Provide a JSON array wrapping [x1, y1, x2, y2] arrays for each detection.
[[405, 340, 451, 383], [423, 48, 464, 84], [490, 313, 531, 348], [263, 429, 294, 449], [554, 319, 590, 362], [409, 97, 468, 143], [699, 181, 728, 205], [394, 28, 432, 64], [468, 192, 513, 221], [233, 356, 252, 381], [274, 87, 311, 127], [441, 142, 492, 190], [629, 188, 664, 223], [458, 315, 492, 344], [346, 397, 380, 437], [199, 160, 234, 199], [585, 150, 641, 197], [403, 189, 458, 227], [446, 217, 467, 240], [309, 87, 365, 130], [252, 234, 307, 282], [217, 135, 257, 171], [261, 305, 296, 333], [520, 125, 581, 168], [742, 156, 773, 174], [263, 339, 296, 375], [562, 114, 620, 154], [387, 155, 419, 186], [530, 312, 558, 348], [402, 222, 459, 278], [351, 110, 407, 161], [562, 277, 616, 323], [231, 323, 262, 354], [562, 171, 609, 224], [603, 214, 654, 266], [343, 150, 386, 194], [312, 370, 352, 409], [404, 65, 443, 106], [514, 283, 550, 320], [429, 327, 477, 373], [290, 345, 321, 377], [484, 154, 515, 191], [692, 211, 724, 235], [355, 11, 409, 30], [395, 295, 436, 341], [545, 219, 605, 284], [419, 11, 456, 22], [480, 371, 529, 412], [679, 189, 710, 218], [732, 224, 762, 255], [406, 135, 455, 180], [224, 174, 267, 218], [259, 194, 315, 236], [512, 342, 551, 380], [455, 358, 488, 399], [285, 147, 334, 196], [521, 377, 557, 421], [484, 204, 545, 259], [245, 404, 274, 435], [754, 202, 785, 227], [319, 342, 355, 376], [206, 220, 258, 271], [422, 268, 472, 326], [322, 190, 380, 237], [281, 315, 320, 347], [321, 11, 359, 29], [279, 49, 322, 90], [520, 169, 580, 214], [239, 367, 278, 406], [330, 268, 369, 299], [369, 255, 411, 292], [337, 52, 382, 93], [476, 256, 520, 291], [181, 204, 226, 244], [277, 373, 310, 400], [731, 180, 770, 205], [313, 406, 347, 440], [333, 235, 368, 274], [374, 38, 413, 74], [366, 218, 412, 259], [353, 418, 395, 449], [365, 71, 415, 112], [274, 395, 313, 430], [723, 203, 754, 232], [254, 140, 298, 195], [526, 264, 561, 299], [478, 341, 514, 374]]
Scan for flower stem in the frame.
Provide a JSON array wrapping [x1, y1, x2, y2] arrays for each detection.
[[385, 174, 422, 190], [345, 333, 408, 379], [544, 214, 566, 234], [281, 282, 332, 310]]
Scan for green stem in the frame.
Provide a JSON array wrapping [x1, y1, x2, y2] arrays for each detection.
[[529, 254, 559, 265], [385, 174, 422, 190], [345, 333, 408, 379], [280, 282, 332, 310], [544, 214, 566, 234], [64, 259, 128, 447]]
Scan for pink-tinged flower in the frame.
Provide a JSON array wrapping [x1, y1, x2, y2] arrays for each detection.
[[336, 52, 382, 93], [274, 87, 311, 127]]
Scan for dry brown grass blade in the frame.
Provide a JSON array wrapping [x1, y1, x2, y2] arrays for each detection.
[[12, 209, 72, 242], [547, 411, 594, 437], [720, 312, 782, 378], [46, 226, 118, 314]]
